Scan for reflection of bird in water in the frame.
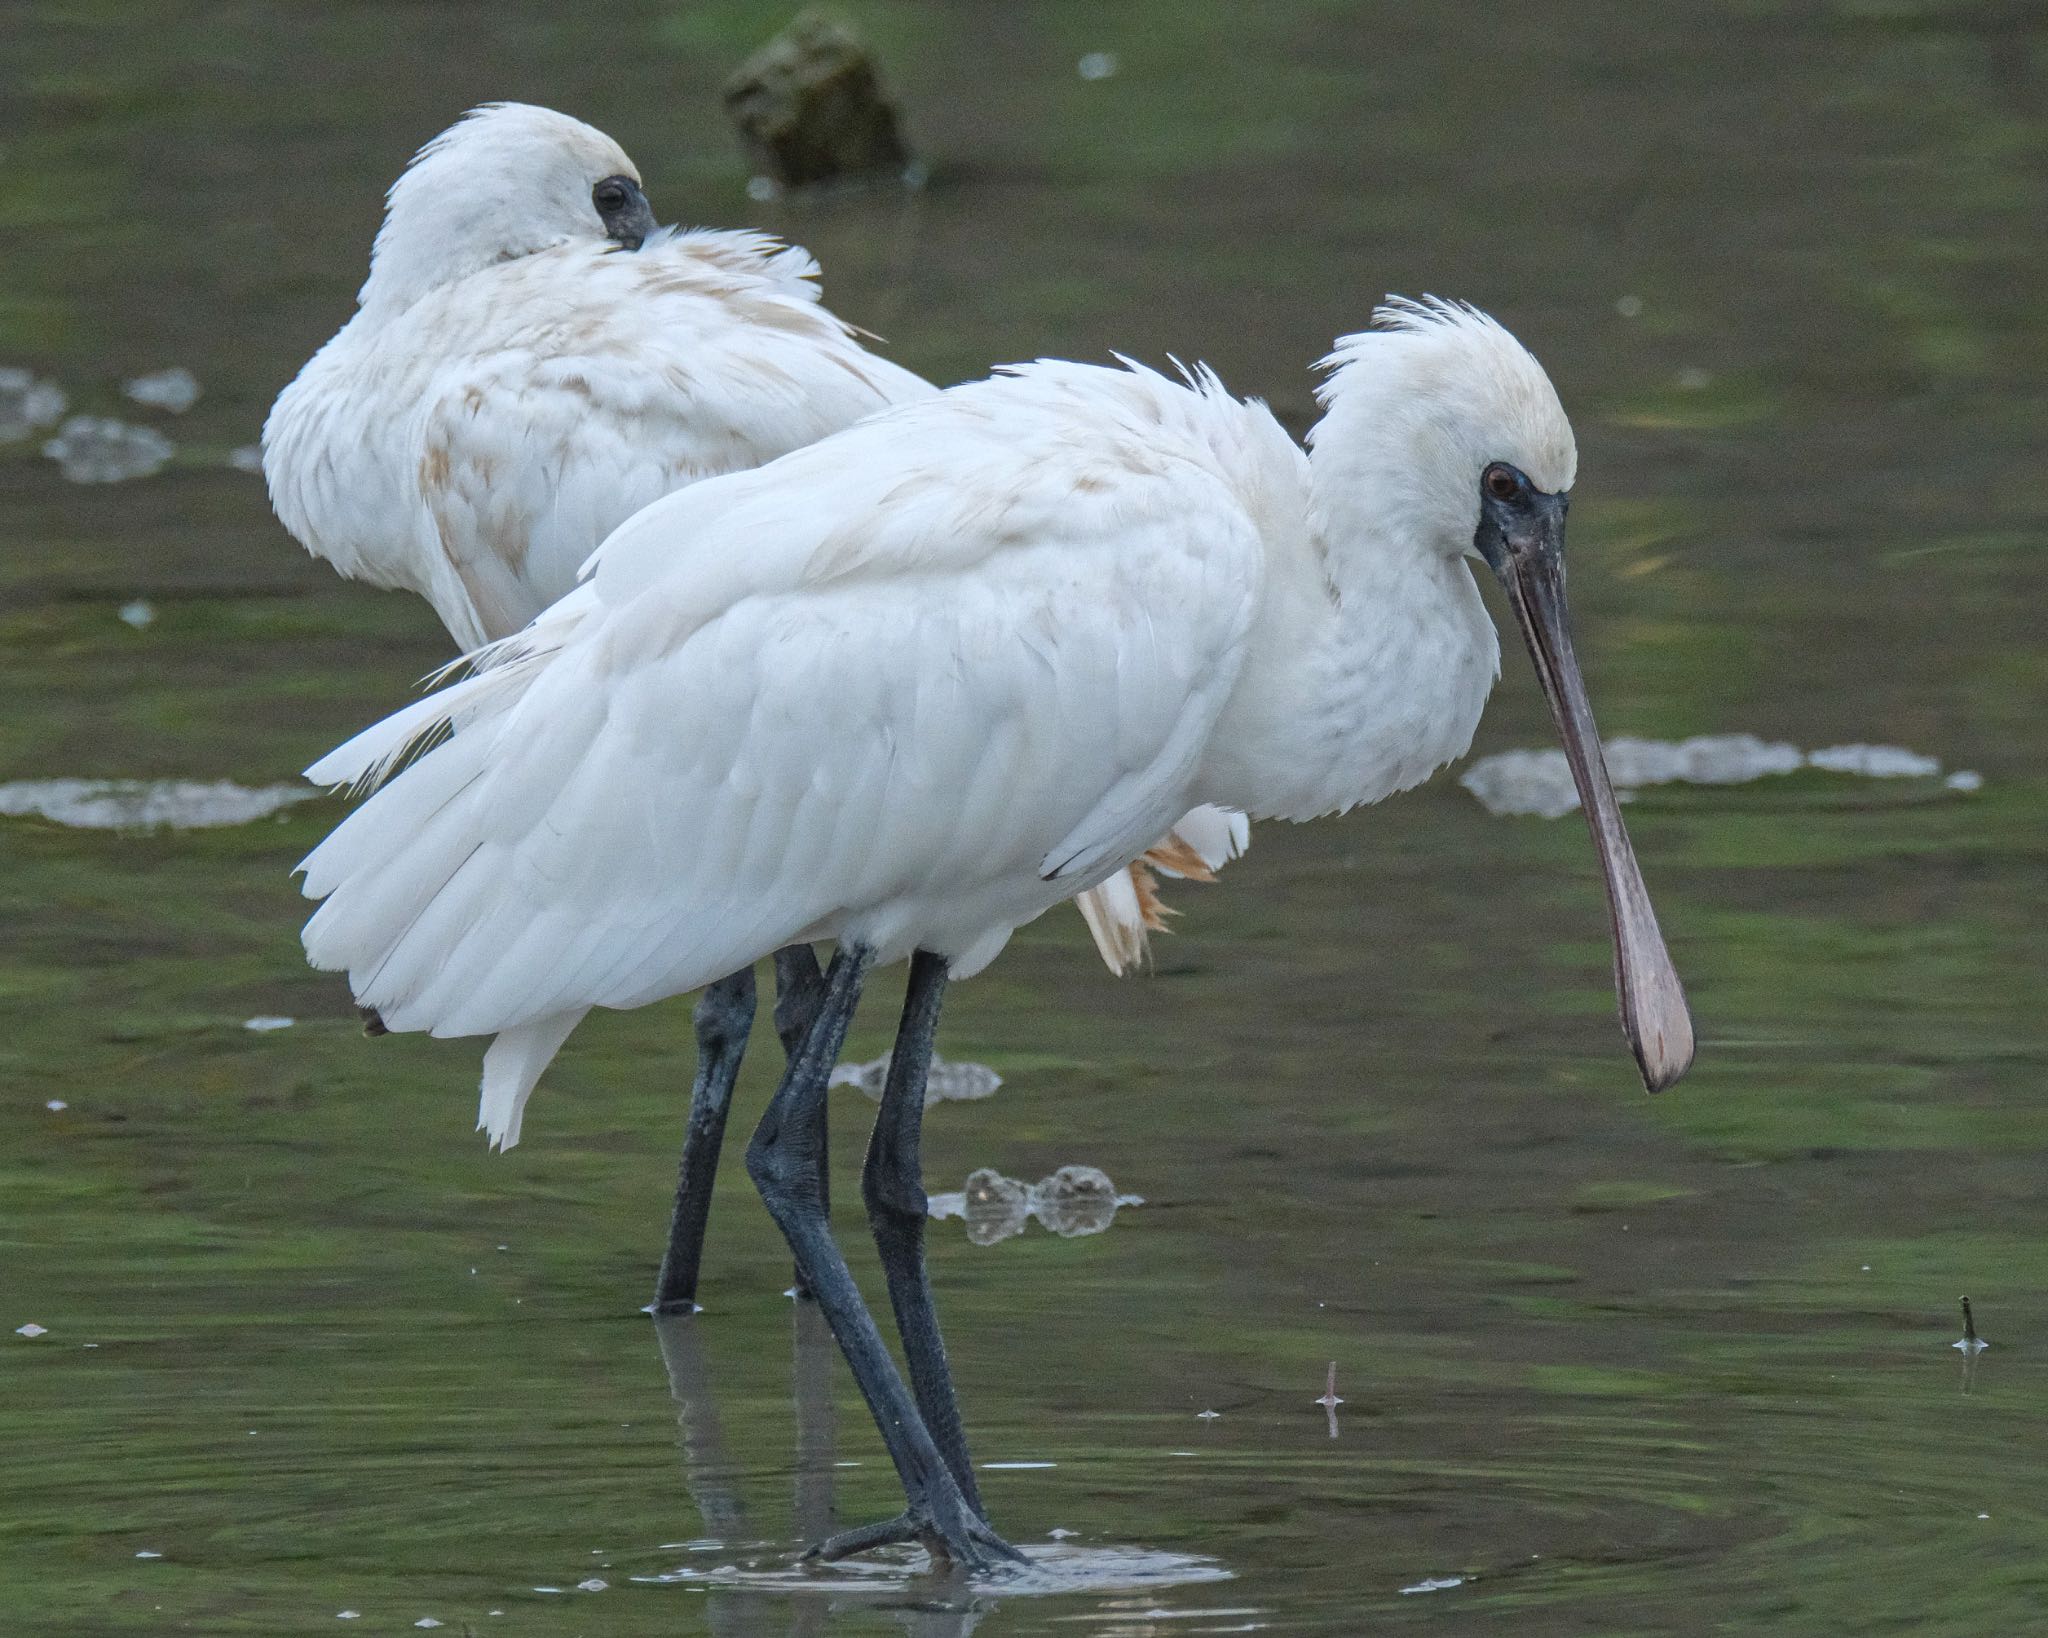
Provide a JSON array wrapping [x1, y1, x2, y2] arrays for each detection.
[[653, 1310, 991, 1634], [300, 298, 1693, 1567], [269, 101, 1248, 1317]]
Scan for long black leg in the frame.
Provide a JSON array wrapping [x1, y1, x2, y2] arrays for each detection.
[[773, 945, 828, 1056], [744, 946, 1018, 1571], [773, 946, 829, 1300], [651, 967, 756, 1314], [863, 949, 986, 1516], [649, 948, 826, 1314]]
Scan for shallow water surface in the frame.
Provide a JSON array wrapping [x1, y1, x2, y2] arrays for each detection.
[[4, 3, 2046, 1633]]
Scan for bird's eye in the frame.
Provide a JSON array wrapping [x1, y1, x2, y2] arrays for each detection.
[[1483, 464, 1523, 503], [593, 180, 629, 213]]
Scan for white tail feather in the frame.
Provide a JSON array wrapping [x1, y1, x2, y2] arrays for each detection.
[[305, 690, 462, 796], [303, 632, 558, 797], [1074, 871, 1148, 976], [478, 1009, 587, 1149]]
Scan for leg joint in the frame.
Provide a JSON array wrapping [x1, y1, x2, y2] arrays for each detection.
[[694, 969, 757, 1053], [863, 1159, 928, 1229], [745, 1124, 817, 1206]]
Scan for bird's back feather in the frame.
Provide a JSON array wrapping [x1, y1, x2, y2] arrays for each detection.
[[264, 228, 933, 647]]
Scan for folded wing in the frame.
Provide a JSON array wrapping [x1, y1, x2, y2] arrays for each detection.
[[301, 366, 1272, 1133]]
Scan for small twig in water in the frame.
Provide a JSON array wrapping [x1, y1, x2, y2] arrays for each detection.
[[1315, 1361, 1343, 1438], [1954, 1295, 1987, 1354]]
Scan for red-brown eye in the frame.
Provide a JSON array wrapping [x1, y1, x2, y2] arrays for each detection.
[[1484, 464, 1521, 502]]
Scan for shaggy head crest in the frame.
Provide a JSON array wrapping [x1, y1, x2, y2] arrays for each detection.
[[1313, 296, 1576, 495], [1306, 295, 1578, 557]]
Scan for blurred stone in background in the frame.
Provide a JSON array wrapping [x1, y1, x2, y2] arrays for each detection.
[[724, 9, 913, 192]]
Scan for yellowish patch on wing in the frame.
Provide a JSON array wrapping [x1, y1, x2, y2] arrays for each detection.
[[727, 291, 836, 339], [1128, 860, 1174, 930], [1141, 835, 1218, 882]]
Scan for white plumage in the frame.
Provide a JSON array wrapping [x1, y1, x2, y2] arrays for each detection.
[[301, 298, 1694, 1151], [265, 101, 1242, 978]]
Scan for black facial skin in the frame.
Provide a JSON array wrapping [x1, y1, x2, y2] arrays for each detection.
[[1471, 460, 1569, 580], [592, 175, 656, 250]]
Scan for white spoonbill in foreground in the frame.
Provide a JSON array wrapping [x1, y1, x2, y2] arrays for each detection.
[[298, 297, 1694, 1569], [263, 102, 1244, 1313]]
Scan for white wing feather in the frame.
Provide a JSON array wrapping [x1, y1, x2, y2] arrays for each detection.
[[1158, 806, 1251, 876], [301, 361, 1282, 1133]]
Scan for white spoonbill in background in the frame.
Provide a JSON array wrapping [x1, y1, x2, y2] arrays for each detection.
[[262, 102, 1245, 1313], [298, 297, 1694, 1569]]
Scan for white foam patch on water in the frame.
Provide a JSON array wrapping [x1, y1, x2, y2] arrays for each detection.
[[928, 1163, 1143, 1244], [42, 415, 175, 482], [1399, 1575, 1464, 1594], [829, 1051, 1001, 1104], [1806, 743, 1940, 778], [1461, 733, 1967, 817], [0, 367, 67, 441], [0, 779, 319, 831], [122, 367, 201, 413]]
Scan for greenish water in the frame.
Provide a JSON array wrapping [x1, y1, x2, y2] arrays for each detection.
[[4, 2, 2046, 1632]]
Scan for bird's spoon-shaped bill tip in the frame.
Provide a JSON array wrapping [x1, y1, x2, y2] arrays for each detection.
[[1500, 548, 1696, 1093]]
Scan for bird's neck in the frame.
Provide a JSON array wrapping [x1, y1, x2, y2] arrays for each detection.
[[356, 218, 574, 318], [1202, 463, 1501, 823]]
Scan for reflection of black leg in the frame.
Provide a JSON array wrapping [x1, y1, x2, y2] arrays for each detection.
[[864, 950, 986, 1516], [651, 1311, 748, 1542], [652, 968, 756, 1315], [773, 946, 829, 1300], [791, 1296, 837, 1544], [789, 1298, 837, 1638], [745, 947, 1016, 1571], [651, 1313, 755, 1638]]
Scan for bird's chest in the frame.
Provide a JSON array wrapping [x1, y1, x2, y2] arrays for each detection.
[[269, 342, 441, 590], [1208, 559, 1499, 822], [1323, 592, 1496, 804]]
